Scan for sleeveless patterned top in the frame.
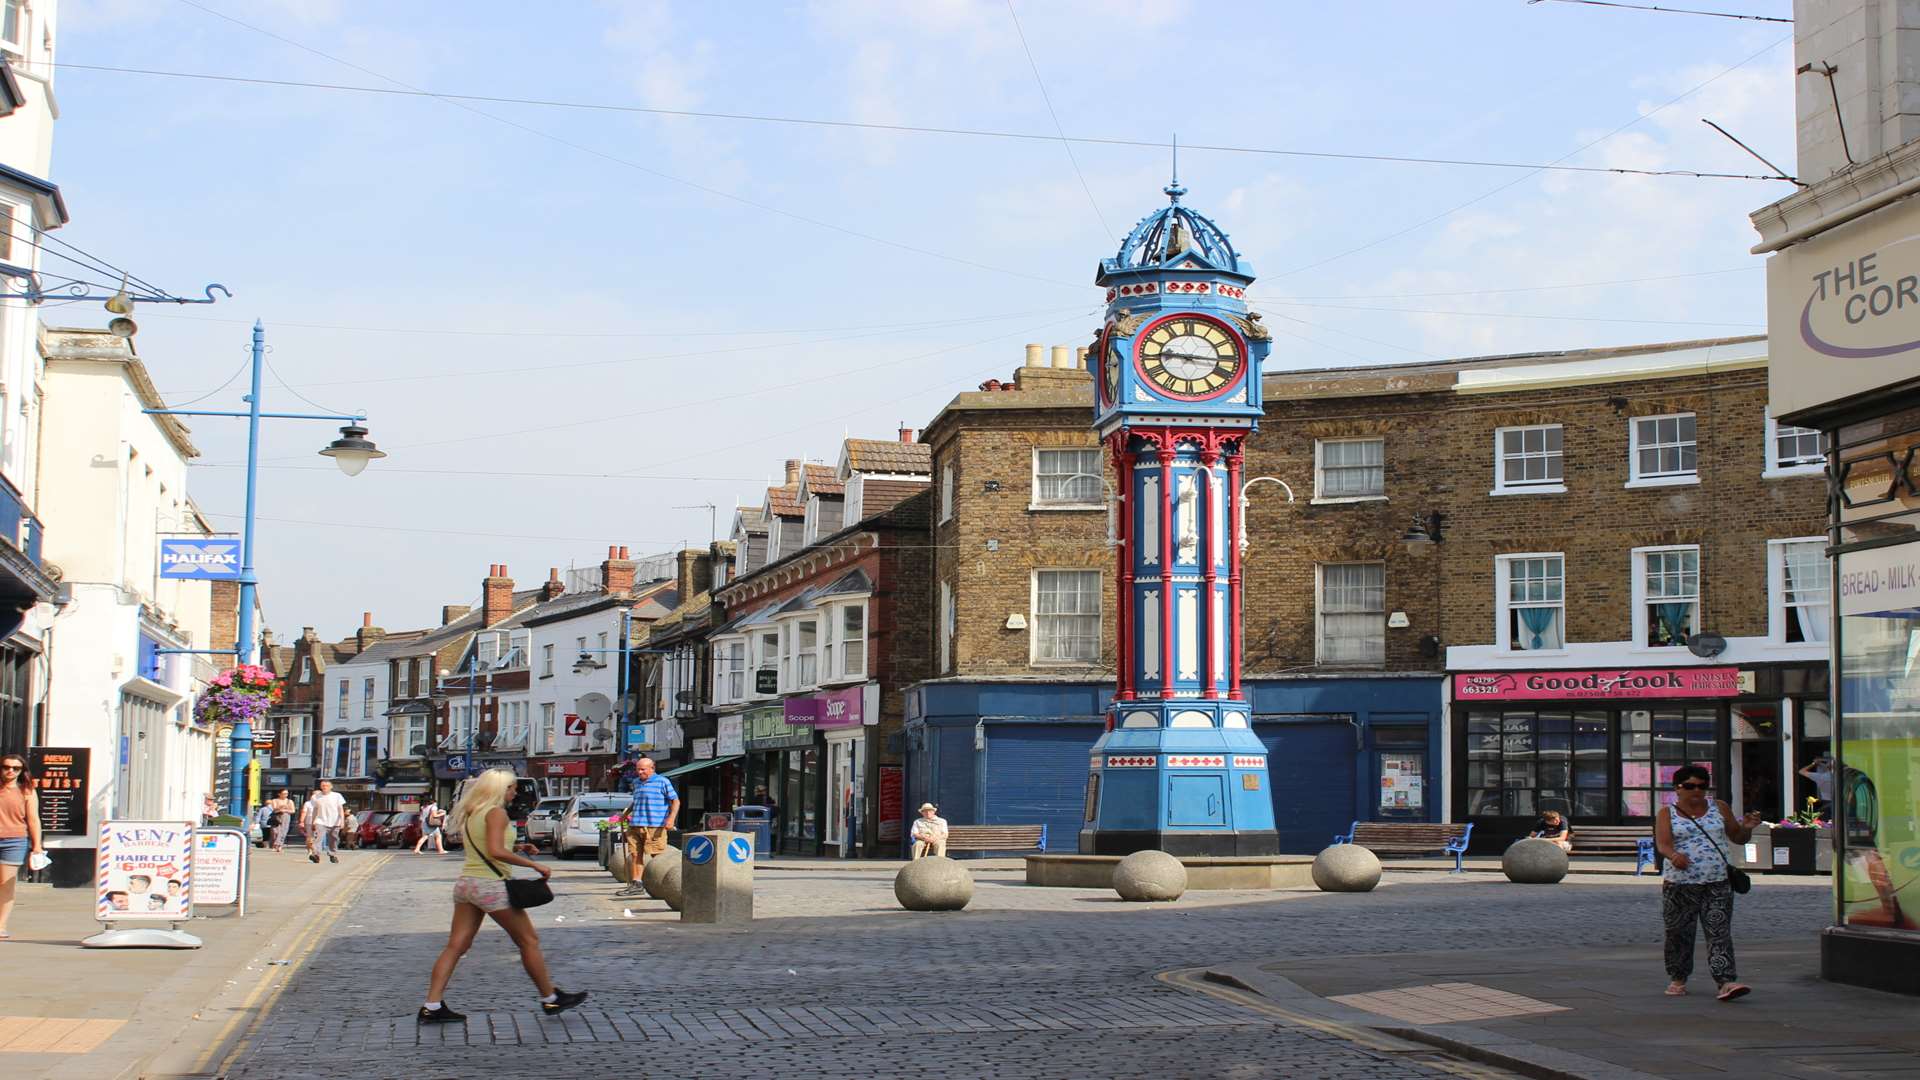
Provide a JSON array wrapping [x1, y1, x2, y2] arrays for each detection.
[[1663, 802, 1732, 884]]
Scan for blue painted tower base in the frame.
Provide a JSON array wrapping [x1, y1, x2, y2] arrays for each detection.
[[1078, 699, 1279, 856]]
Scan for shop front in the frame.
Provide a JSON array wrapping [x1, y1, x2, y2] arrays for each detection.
[[374, 760, 434, 812], [741, 704, 816, 855], [429, 754, 528, 804], [786, 682, 877, 857], [661, 716, 746, 831], [532, 757, 594, 799], [1452, 665, 1829, 851]]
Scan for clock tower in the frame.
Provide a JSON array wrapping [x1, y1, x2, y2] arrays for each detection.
[[1080, 174, 1278, 857]]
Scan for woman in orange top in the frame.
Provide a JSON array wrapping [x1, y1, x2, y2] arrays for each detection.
[[0, 752, 45, 940]]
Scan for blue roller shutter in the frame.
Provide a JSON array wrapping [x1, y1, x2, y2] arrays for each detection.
[[1259, 720, 1357, 853], [980, 722, 1099, 851]]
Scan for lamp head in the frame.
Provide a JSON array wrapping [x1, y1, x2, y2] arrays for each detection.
[[319, 423, 385, 476], [107, 315, 137, 339]]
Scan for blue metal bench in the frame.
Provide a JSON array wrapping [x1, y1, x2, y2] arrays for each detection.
[[1567, 825, 1656, 874], [1333, 821, 1474, 872]]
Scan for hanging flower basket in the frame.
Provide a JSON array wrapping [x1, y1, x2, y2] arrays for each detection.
[[194, 664, 284, 728]]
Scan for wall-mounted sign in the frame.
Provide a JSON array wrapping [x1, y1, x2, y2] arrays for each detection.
[[1453, 667, 1741, 702], [563, 713, 586, 738], [158, 538, 241, 580], [29, 747, 89, 837], [784, 683, 868, 729], [96, 821, 195, 921], [693, 737, 717, 760], [717, 715, 745, 756], [1840, 541, 1920, 618], [755, 669, 778, 695]]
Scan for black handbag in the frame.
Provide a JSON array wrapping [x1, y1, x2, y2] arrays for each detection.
[[474, 842, 554, 909], [1677, 808, 1752, 894]]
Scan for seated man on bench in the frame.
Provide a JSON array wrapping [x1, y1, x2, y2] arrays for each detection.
[[911, 803, 948, 859], [1528, 809, 1572, 852]]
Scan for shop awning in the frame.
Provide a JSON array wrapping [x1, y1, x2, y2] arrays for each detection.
[[662, 755, 741, 778]]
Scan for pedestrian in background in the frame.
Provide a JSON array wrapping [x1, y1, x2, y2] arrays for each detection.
[[303, 779, 347, 865], [1528, 809, 1573, 853], [267, 790, 295, 852], [1654, 765, 1761, 1001], [911, 803, 948, 859], [0, 752, 46, 940], [619, 756, 680, 898], [419, 768, 584, 1024], [414, 798, 448, 855]]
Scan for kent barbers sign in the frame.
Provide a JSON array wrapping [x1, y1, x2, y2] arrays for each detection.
[[1453, 667, 1740, 702], [1767, 196, 1920, 420]]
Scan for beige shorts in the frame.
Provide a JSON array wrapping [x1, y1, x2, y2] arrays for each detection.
[[452, 874, 511, 912], [627, 825, 670, 856]]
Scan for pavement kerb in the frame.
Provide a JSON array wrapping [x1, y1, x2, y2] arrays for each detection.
[[179, 852, 393, 1077], [1192, 962, 1662, 1080]]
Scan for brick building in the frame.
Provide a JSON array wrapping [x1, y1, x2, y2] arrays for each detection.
[[908, 336, 1828, 853], [261, 626, 362, 803]]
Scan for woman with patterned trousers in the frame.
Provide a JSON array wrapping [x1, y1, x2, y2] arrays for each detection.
[[1653, 765, 1762, 1001]]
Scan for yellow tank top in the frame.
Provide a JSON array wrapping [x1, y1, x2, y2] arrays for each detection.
[[461, 809, 506, 879]]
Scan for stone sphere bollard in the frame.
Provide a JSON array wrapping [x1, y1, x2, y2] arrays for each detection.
[[1502, 838, 1570, 884], [1312, 844, 1383, 893], [894, 856, 973, 911], [1113, 849, 1187, 902], [642, 847, 684, 910], [607, 840, 633, 884]]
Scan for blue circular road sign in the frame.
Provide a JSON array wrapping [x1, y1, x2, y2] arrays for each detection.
[[686, 836, 714, 864], [727, 836, 752, 863]]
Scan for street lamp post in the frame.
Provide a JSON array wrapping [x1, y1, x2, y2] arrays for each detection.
[[147, 320, 386, 815]]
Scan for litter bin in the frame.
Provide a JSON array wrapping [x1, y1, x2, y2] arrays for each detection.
[[732, 805, 773, 857], [1771, 825, 1819, 875]]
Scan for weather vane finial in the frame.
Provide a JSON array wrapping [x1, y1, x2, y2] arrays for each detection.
[[1165, 133, 1185, 204]]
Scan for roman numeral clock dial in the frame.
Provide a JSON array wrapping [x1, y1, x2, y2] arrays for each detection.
[[1136, 315, 1241, 399]]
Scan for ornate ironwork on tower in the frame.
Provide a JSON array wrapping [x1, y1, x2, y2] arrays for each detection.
[[1079, 175, 1279, 856]]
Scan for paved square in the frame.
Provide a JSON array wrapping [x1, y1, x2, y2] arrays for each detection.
[[1328, 983, 1570, 1025]]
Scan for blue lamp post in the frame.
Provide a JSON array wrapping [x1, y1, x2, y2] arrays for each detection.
[[147, 320, 385, 815]]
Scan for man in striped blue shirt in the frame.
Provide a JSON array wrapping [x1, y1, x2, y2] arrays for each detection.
[[622, 757, 680, 898]]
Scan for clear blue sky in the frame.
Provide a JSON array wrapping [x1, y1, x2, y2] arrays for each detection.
[[48, 0, 1794, 638]]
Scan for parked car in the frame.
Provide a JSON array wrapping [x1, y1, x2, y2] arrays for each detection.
[[446, 775, 541, 850], [554, 792, 630, 859], [349, 811, 397, 849], [378, 811, 423, 849], [525, 797, 572, 849]]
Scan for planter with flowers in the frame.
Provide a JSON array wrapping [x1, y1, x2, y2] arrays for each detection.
[[1768, 797, 1829, 875], [193, 664, 283, 730], [598, 812, 629, 878]]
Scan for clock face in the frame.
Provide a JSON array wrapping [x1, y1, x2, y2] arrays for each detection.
[[1136, 315, 1242, 399], [1103, 336, 1122, 405]]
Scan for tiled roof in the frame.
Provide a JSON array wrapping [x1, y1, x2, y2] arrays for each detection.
[[816, 567, 873, 598], [263, 645, 295, 677], [732, 506, 769, 536], [342, 631, 431, 665], [801, 463, 844, 497], [764, 484, 803, 518], [843, 438, 932, 476]]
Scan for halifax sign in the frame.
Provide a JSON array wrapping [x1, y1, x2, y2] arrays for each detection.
[[159, 538, 242, 580]]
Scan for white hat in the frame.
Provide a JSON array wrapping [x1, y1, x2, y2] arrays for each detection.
[[919, 802, 938, 812]]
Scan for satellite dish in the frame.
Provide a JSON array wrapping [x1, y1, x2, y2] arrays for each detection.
[[575, 692, 614, 726], [592, 727, 614, 743], [411, 743, 429, 756], [674, 689, 695, 705], [622, 692, 640, 714], [1687, 632, 1727, 659]]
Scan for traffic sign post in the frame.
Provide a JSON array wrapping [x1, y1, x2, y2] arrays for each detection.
[[680, 830, 752, 925]]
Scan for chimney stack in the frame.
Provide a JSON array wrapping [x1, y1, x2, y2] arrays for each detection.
[[542, 567, 565, 602], [482, 564, 514, 627], [675, 548, 710, 602], [441, 605, 470, 626], [898, 425, 915, 443], [355, 612, 386, 651], [1024, 343, 1045, 367], [783, 459, 801, 485], [602, 546, 637, 597]]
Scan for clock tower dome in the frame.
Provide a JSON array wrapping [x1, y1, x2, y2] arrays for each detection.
[[1079, 176, 1278, 857]]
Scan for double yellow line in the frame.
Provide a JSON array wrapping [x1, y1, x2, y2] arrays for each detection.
[[192, 853, 393, 1075], [1156, 967, 1517, 1080]]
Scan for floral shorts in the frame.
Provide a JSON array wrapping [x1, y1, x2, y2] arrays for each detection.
[[452, 874, 511, 912]]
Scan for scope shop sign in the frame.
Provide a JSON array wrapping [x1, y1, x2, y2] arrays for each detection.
[[158, 538, 240, 580], [1768, 196, 1920, 420]]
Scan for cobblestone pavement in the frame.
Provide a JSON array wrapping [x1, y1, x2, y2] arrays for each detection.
[[221, 855, 1830, 1079]]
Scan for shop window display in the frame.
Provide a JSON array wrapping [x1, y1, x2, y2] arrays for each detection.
[[1835, 578, 1919, 932]]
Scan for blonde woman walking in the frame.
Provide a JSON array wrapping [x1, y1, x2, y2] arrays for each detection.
[[419, 769, 586, 1023]]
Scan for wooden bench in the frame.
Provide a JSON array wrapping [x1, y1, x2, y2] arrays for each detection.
[[1333, 821, 1474, 872], [943, 824, 1048, 855], [1567, 825, 1656, 874]]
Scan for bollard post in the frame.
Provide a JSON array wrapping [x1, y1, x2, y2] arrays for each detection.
[[680, 830, 752, 925]]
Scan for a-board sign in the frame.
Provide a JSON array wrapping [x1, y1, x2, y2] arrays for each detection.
[[28, 747, 89, 836], [96, 821, 195, 921], [194, 828, 247, 907]]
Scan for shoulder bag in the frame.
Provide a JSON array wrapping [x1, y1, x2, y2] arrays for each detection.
[[1675, 807, 1752, 894], [472, 826, 554, 909]]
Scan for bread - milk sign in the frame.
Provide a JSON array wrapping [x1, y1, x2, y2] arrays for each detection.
[[1767, 197, 1920, 421]]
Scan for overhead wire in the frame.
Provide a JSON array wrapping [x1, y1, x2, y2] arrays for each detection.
[[1269, 265, 1758, 301], [1526, 0, 1791, 22], [1005, 0, 1114, 239], [1262, 300, 1763, 328]]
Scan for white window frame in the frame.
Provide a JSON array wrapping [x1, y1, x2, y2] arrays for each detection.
[[1312, 438, 1387, 503], [939, 464, 954, 523], [1030, 568, 1102, 665], [287, 716, 312, 759], [541, 643, 554, 677], [362, 676, 375, 718], [1315, 562, 1386, 666], [711, 636, 747, 704], [1627, 412, 1699, 488], [1631, 544, 1701, 649], [337, 679, 347, 720], [844, 474, 865, 525], [752, 629, 781, 699], [1763, 409, 1826, 478], [539, 703, 557, 754], [1030, 447, 1105, 510], [395, 661, 412, 700], [300, 657, 313, 683], [1495, 553, 1567, 654], [416, 658, 432, 692], [803, 496, 820, 544], [939, 581, 954, 673], [0, 1, 26, 55], [820, 598, 868, 683], [1768, 537, 1831, 645], [1491, 424, 1566, 495]]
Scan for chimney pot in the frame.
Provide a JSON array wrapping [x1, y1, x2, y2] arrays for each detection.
[[607, 545, 617, 559], [619, 546, 629, 559], [1050, 345, 1071, 368], [362, 611, 372, 627], [1024, 343, 1044, 367], [784, 459, 801, 484], [482, 566, 514, 626], [898, 426, 914, 443]]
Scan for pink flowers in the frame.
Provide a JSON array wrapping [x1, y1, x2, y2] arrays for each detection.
[[195, 665, 284, 726]]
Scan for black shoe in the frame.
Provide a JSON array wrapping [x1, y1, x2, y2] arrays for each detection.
[[329, 854, 339, 864], [541, 989, 588, 1016], [308, 852, 319, 864], [417, 1004, 465, 1024]]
